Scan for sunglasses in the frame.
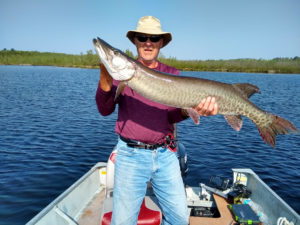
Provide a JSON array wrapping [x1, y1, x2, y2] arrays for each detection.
[[135, 35, 162, 43]]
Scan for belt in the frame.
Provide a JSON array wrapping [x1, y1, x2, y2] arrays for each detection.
[[120, 135, 165, 150]]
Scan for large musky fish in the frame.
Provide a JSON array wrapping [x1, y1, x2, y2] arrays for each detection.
[[93, 37, 298, 148]]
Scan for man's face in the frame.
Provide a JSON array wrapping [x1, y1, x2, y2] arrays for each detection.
[[134, 33, 163, 65]]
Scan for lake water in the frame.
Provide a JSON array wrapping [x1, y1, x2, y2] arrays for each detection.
[[0, 65, 299, 225]]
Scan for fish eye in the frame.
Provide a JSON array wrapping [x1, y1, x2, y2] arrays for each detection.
[[113, 51, 120, 58]]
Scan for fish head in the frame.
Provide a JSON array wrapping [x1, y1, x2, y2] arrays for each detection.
[[93, 37, 135, 81]]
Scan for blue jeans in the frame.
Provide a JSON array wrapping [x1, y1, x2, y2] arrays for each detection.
[[111, 138, 188, 225]]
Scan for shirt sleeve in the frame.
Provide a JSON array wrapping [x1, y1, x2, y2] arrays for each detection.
[[168, 107, 186, 124], [95, 82, 117, 116]]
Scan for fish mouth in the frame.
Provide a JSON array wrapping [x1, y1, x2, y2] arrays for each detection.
[[93, 37, 118, 76], [93, 38, 108, 61], [93, 37, 137, 81]]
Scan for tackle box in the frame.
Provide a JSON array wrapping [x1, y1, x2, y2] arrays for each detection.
[[229, 204, 261, 225]]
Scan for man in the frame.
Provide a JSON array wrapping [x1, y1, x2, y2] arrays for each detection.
[[96, 16, 218, 225]]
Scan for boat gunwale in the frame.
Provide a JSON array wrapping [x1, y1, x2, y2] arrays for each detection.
[[232, 168, 300, 224]]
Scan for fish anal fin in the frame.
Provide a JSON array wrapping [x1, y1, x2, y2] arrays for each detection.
[[115, 82, 127, 101], [224, 115, 243, 131], [185, 108, 200, 125], [232, 83, 261, 98]]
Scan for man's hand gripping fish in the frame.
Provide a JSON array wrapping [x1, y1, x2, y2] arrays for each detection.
[[93, 37, 298, 148]]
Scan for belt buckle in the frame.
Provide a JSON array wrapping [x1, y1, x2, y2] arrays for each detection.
[[145, 144, 153, 150]]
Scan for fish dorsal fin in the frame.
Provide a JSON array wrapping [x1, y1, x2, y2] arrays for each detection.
[[232, 83, 261, 98], [115, 82, 127, 101], [224, 115, 243, 131]]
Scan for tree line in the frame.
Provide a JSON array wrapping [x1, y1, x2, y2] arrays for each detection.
[[1, 49, 299, 74]]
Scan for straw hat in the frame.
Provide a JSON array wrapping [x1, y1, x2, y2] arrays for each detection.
[[126, 16, 172, 48]]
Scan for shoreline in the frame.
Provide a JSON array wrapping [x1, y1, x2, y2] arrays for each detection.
[[1, 50, 299, 74], [1, 63, 299, 74]]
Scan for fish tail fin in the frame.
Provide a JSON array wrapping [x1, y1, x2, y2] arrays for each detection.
[[257, 114, 298, 148]]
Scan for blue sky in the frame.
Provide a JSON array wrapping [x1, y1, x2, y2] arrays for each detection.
[[1, 0, 299, 60]]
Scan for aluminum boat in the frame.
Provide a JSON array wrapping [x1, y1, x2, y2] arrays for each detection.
[[26, 145, 300, 225]]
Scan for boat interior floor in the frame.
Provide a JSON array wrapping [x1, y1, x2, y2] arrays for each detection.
[[78, 189, 105, 225], [78, 188, 235, 225], [189, 193, 235, 225]]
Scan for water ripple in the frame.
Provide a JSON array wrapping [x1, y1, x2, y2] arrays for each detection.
[[0, 66, 299, 225]]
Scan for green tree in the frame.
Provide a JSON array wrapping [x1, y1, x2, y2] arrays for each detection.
[[125, 49, 135, 58]]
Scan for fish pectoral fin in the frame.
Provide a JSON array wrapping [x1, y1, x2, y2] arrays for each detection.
[[232, 83, 261, 98], [185, 108, 200, 125], [115, 82, 127, 101], [224, 115, 243, 131]]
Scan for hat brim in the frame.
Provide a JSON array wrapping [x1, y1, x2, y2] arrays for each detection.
[[126, 30, 172, 48]]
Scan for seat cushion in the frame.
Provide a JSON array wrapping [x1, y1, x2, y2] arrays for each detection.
[[101, 197, 161, 225]]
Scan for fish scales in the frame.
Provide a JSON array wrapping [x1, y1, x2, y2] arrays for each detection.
[[130, 66, 262, 119]]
